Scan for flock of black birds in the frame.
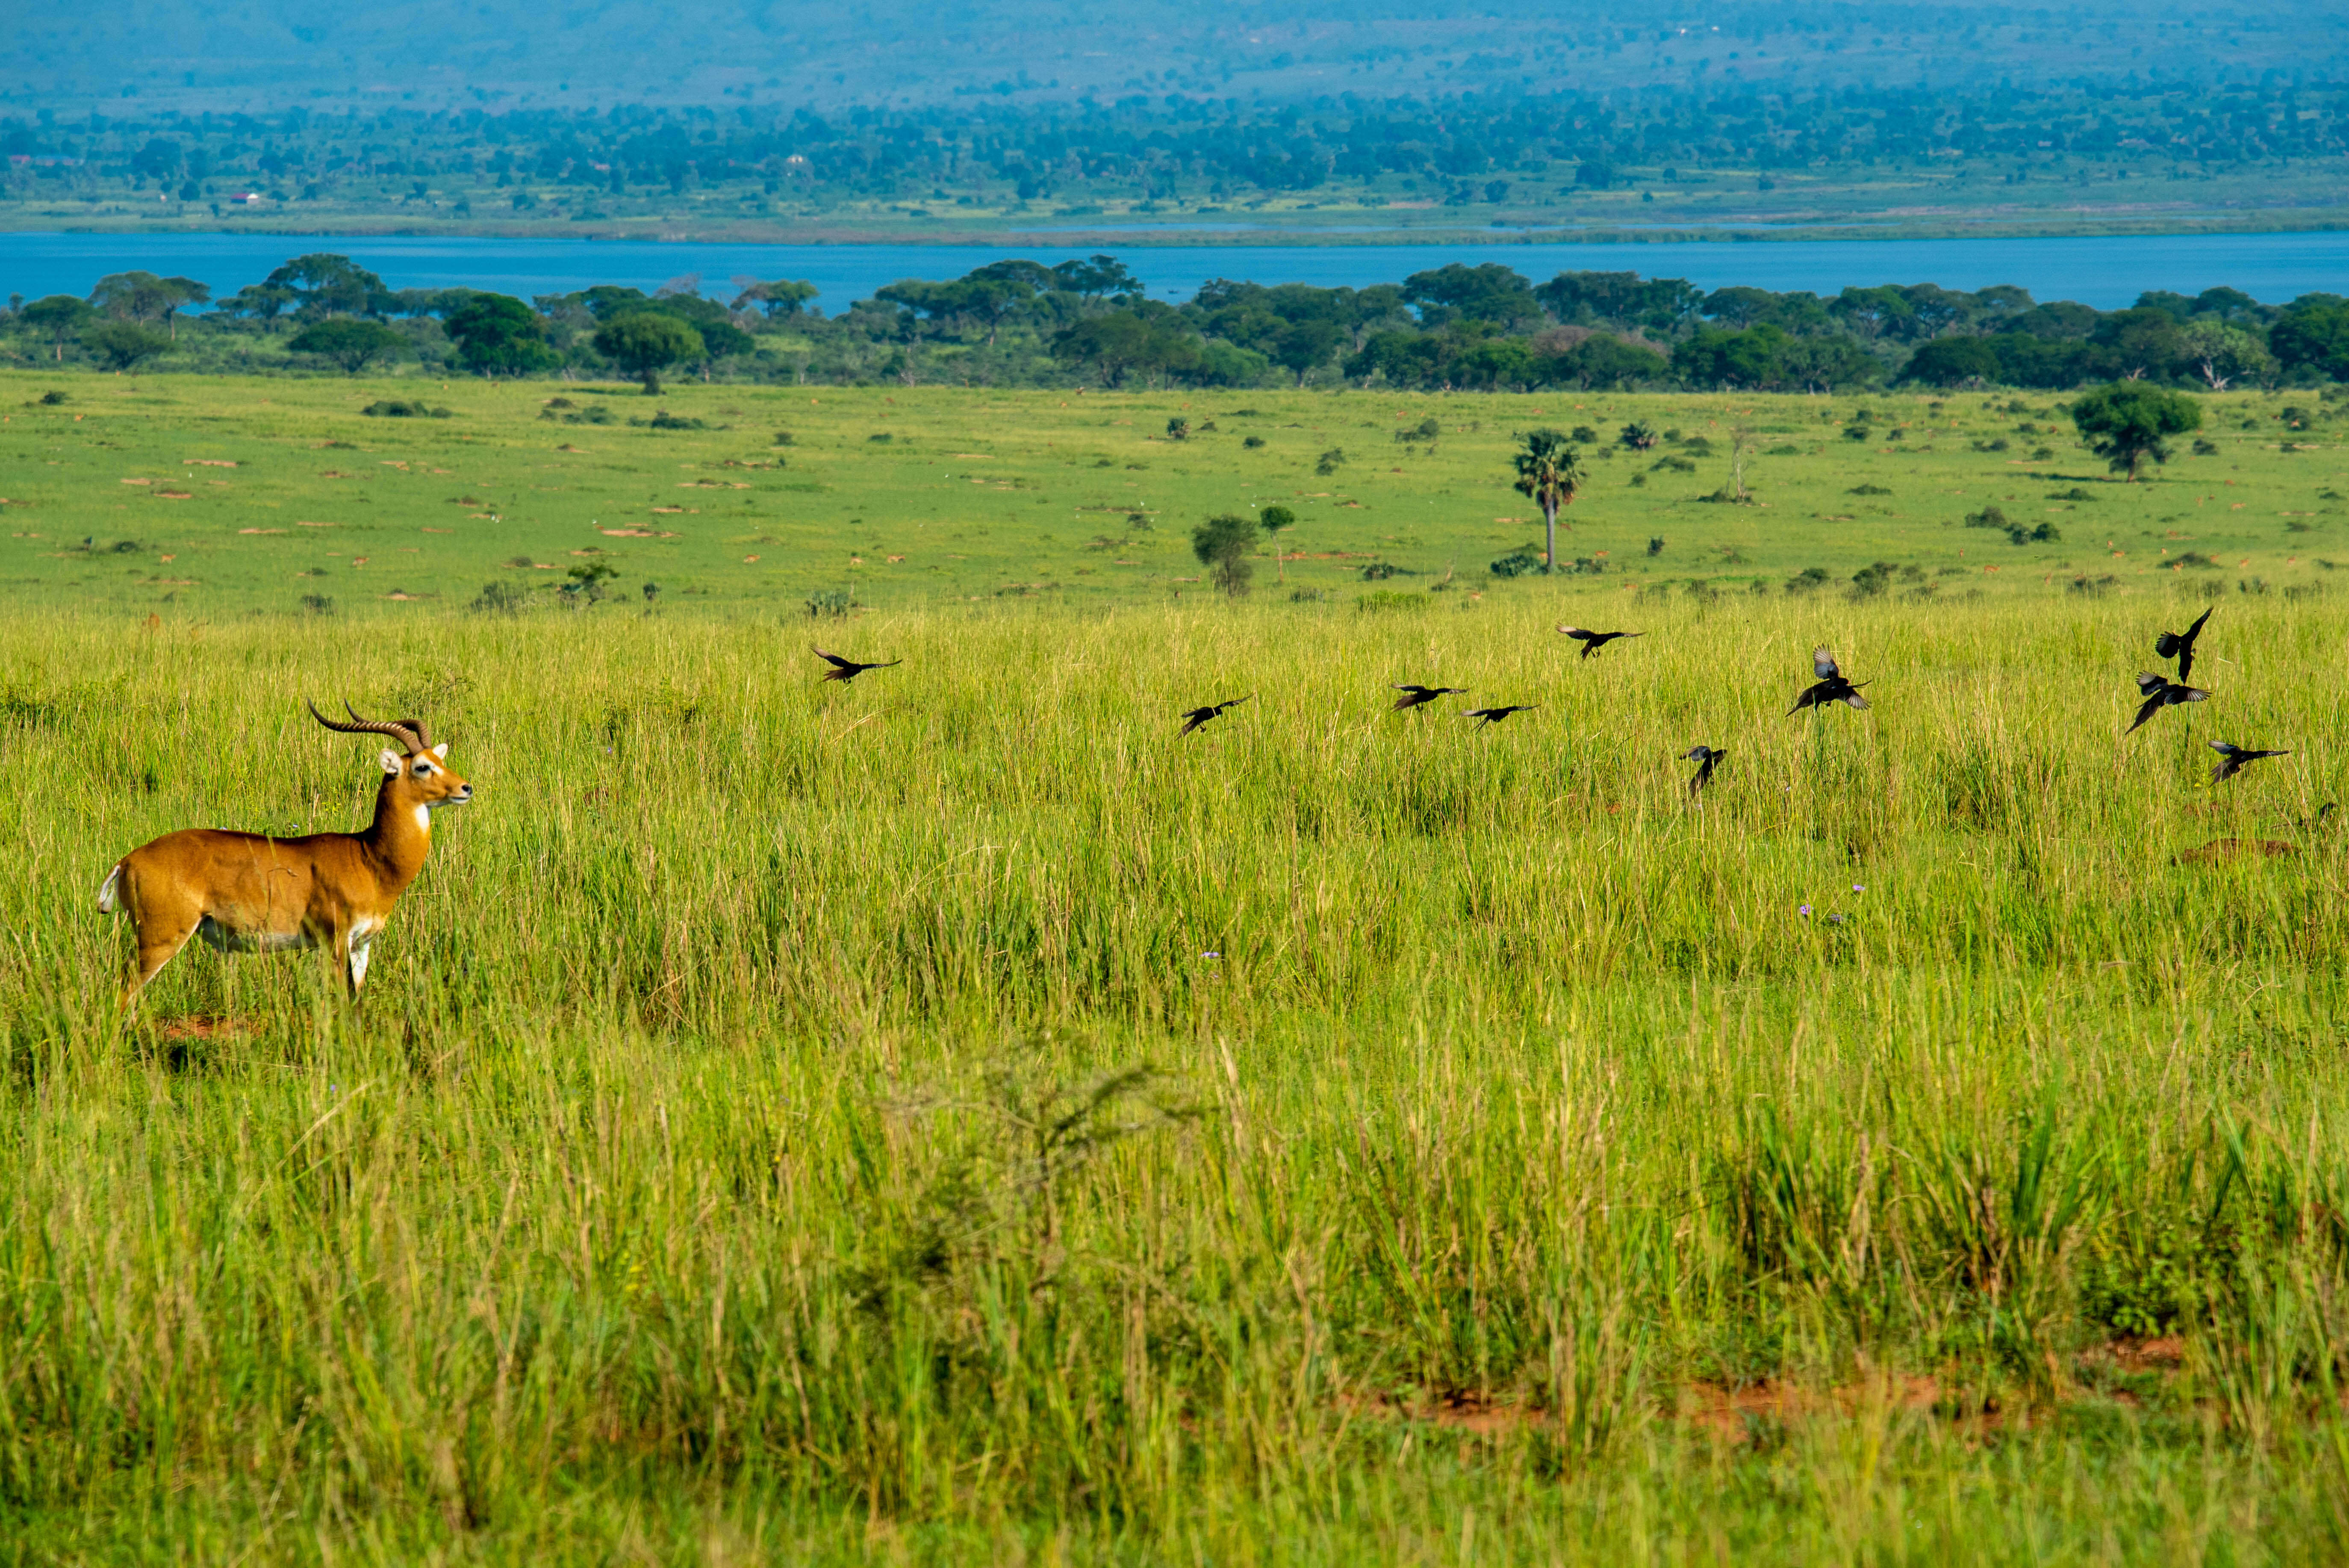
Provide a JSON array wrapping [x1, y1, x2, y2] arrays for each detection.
[[811, 605, 2291, 794]]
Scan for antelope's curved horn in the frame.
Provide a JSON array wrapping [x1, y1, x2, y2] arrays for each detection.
[[308, 699, 425, 755]]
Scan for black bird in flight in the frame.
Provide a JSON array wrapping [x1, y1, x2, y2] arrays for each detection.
[[2208, 740, 2289, 783], [1179, 696, 1250, 736], [1464, 704, 1537, 726], [1789, 647, 1871, 716], [1681, 745, 1727, 797], [812, 646, 902, 683], [2128, 671, 2209, 734], [1556, 625, 1644, 659], [2156, 605, 2214, 684], [1392, 684, 1468, 711]]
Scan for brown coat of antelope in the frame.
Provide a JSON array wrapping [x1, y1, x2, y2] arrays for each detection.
[[98, 702, 472, 1002]]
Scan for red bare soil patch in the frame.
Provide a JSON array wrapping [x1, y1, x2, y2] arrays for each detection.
[[155, 1013, 253, 1041]]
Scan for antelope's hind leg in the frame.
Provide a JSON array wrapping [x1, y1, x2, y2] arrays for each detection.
[[123, 912, 201, 1005], [110, 862, 204, 1006]]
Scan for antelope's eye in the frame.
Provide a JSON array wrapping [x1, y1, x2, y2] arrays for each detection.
[[413, 761, 433, 776]]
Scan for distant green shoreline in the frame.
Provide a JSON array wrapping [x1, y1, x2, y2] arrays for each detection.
[[6, 212, 2349, 249]]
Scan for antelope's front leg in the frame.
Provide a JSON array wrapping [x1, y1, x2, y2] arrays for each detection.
[[326, 927, 363, 1000]]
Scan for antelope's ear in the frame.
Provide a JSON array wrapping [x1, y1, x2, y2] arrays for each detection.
[[430, 743, 448, 760], [380, 749, 404, 775]]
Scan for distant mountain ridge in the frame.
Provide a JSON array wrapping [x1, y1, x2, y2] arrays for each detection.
[[3, 0, 2339, 115]]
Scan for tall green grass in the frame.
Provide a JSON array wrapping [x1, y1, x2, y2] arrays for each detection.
[[4, 590, 2349, 1562]]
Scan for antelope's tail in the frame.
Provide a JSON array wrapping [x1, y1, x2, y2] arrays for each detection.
[[97, 862, 123, 914]]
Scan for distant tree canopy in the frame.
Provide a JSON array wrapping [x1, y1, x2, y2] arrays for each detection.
[[264, 254, 390, 319], [286, 318, 406, 374], [731, 278, 819, 320], [18, 237, 2349, 398], [6, 74, 2349, 221], [444, 291, 559, 376], [2271, 296, 2349, 382], [81, 320, 175, 371], [18, 295, 96, 361], [88, 271, 210, 339], [592, 311, 704, 392]]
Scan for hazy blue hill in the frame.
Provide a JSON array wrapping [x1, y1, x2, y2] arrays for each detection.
[[4, 0, 2340, 114]]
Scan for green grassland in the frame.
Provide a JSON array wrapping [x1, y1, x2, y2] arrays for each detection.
[[3, 371, 2345, 617], [8, 378, 2349, 1561]]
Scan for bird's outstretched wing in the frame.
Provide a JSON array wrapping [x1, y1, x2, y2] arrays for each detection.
[[1813, 646, 1841, 680], [2135, 671, 2169, 696], [1838, 687, 1872, 711], [1557, 625, 1592, 640], [812, 645, 855, 671], [2177, 685, 2210, 705], [2177, 605, 2213, 680], [2157, 607, 2215, 679]]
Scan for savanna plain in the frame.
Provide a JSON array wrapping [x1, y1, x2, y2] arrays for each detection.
[[6, 370, 2349, 1563]]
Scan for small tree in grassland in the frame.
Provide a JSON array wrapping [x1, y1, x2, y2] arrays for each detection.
[[2071, 382, 2202, 480], [1729, 425, 1757, 500], [1191, 513, 1257, 597], [1511, 429, 1586, 575], [1258, 505, 1297, 584]]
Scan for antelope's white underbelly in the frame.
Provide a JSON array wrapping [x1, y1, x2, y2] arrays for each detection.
[[195, 917, 314, 954]]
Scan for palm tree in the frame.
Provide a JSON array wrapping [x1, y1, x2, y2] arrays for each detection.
[[1512, 430, 1586, 576]]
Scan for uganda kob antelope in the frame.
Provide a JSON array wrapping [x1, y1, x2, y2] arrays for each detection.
[[97, 702, 471, 1001]]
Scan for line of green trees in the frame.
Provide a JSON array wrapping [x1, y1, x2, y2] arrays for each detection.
[[9, 250, 2349, 395], [5, 75, 2344, 213]]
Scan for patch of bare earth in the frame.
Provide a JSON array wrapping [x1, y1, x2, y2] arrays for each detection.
[[155, 1013, 254, 1041]]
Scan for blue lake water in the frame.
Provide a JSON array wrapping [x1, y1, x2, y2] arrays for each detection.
[[1, 227, 2343, 312]]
